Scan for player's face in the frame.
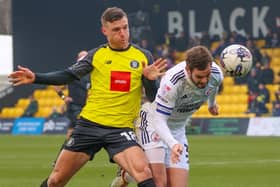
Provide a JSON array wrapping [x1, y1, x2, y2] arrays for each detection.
[[102, 17, 130, 49], [188, 64, 211, 89]]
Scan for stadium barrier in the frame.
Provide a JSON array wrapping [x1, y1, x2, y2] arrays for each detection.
[[0, 117, 280, 136], [187, 117, 280, 136], [0, 117, 70, 134]]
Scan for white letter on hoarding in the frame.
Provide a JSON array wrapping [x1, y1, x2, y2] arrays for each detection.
[[168, 11, 184, 37], [252, 6, 269, 38], [230, 7, 246, 36], [208, 9, 224, 38], [189, 10, 201, 37]]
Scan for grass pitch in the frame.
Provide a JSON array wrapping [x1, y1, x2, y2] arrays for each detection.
[[0, 135, 279, 187]]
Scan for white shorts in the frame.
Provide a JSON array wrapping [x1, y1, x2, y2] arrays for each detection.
[[135, 103, 189, 170]]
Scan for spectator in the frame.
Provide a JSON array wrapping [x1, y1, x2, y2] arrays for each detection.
[[254, 83, 270, 116], [260, 63, 274, 84], [247, 68, 261, 93], [247, 90, 258, 114], [258, 83, 270, 103], [264, 28, 273, 48], [174, 31, 187, 52], [49, 106, 66, 119], [272, 102, 280, 116], [246, 39, 263, 67], [230, 31, 247, 44], [139, 39, 154, 53], [21, 94, 38, 117], [271, 86, 280, 116], [275, 87, 280, 102], [212, 39, 227, 58], [261, 52, 271, 66], [200, 31, 211, 49], [271, 32, 280, 48]]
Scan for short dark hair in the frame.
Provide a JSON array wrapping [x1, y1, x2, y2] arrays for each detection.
[[186, 45, 213, 71], [101, 7, 127, 25]]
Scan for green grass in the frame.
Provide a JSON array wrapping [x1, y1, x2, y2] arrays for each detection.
[[0, 135, 279, 187]]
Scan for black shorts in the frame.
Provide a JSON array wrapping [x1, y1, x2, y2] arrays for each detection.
[[64, 117, 140, 162]]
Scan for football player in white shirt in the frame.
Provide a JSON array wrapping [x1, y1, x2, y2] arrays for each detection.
[[111, 45, 223, 187]]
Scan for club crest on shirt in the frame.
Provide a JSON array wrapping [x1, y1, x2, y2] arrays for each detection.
[[161, 84, 172, 96], [130, 60, 139, 69], [151, 132, 161, 142]]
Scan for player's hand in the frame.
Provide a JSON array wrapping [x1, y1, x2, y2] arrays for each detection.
[[142, 58, 167, 80], [64, 96, 73, 104], [171, 143, 183, 163], [209, 104, 219, 115], [8, 65, 35, 86]]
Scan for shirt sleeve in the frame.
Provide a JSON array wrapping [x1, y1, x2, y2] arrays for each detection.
[[67, 48, 96, 79], [141, 48, 158, 102], [34, 48, 96, 85], [150, 109, 179, 149], [150, 75, 179, 148], [154, 75, 177, 115], [208, 62, 224, 107], [34, 70, 77, 85]]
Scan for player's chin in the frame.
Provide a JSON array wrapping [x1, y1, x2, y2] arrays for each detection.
[[197, 84, 207, 89]]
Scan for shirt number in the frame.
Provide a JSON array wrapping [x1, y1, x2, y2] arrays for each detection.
[[120, 131, 136, 141]]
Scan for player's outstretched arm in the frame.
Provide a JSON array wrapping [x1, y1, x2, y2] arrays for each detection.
[[142, 58, 167, 80], [8, 65, 35, 86]]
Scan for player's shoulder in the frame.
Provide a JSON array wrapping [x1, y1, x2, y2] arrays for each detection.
[[163, 61, 187, 85], [157, 61, 186, 99], [130, 43, 151, 53], [130, 43, 153, 64], [88, 44, 107, 55], [141, 101, 156, 112]]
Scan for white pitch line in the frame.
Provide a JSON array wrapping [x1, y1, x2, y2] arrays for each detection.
[[192, 159, 280, 166]]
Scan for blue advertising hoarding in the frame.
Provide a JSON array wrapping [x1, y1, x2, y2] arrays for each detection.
[[12, 117, 45, 135]]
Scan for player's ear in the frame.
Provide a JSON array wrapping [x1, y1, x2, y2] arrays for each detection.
[[185, 63, 191, 74], [101, 26, 106, 35]]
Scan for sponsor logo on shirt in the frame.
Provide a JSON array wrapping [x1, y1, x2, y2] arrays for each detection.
[[176, 101, 203, 113], [110, 71, 131, 92]]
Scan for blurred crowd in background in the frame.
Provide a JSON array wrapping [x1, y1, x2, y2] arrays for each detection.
[[133, 26, 280, 117]]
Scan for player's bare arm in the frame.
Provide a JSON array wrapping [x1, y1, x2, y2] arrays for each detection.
[[142, 58, 167, 80], [8, 65, 35, 86]]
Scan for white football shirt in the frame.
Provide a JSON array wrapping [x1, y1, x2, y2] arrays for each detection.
[[155, 61, 223, 131]]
